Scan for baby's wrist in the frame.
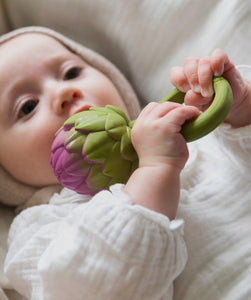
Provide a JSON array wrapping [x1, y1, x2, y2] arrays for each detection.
[[137, 164, 182, 182], [225, 81, 251, 127], [125, 162, 182, 219], [138, 155, 187, 172]]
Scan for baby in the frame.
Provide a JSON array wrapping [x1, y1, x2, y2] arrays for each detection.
[[1, 27, 251, 300]]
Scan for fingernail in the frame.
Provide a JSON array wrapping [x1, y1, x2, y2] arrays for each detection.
[[193, 84, 201, 93], [202, 86, 214, 97]]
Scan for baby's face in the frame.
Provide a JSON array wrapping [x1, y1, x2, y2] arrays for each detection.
[[0, 33, 128, 187]]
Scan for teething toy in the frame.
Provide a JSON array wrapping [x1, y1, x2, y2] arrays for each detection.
[[51, 77, 233, 195]]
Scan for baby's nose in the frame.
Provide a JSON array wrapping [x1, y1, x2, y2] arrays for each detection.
[[54, 87, 82, 114]]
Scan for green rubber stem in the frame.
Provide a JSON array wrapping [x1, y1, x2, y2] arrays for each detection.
[[159, 77, 233, 142]]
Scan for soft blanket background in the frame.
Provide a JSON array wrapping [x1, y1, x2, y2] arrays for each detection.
[[0, 0, 250, 299]]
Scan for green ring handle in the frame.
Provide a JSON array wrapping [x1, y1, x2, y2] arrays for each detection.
[[159, 77, 233, 142]]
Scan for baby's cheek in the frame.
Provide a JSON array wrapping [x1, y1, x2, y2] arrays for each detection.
[[28, 125, 57, 167]]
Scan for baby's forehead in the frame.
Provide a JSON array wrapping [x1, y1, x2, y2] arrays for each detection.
[[0, 32, 67, 51], [0, 32, 84, 93], [0, 32, 82, 70]]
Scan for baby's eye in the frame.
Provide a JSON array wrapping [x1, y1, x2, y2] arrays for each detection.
[[18, 99, 39, 119], [64, 67, 82, 80]]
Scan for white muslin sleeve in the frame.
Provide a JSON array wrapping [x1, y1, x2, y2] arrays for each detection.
[[4, 185, 187, 300], [214, 122, 251, 171]]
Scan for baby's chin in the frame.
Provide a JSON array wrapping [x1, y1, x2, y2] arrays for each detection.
[[16, 167, 59, 188]]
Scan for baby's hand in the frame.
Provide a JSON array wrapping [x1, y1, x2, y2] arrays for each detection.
[[131, 102, 200, 170], [169, 49, 251, 127], [128, 102, 199, 219]]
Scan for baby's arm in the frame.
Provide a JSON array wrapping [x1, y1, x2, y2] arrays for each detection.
[[169, 49, 251, 128], [124, 101, 200, 220]]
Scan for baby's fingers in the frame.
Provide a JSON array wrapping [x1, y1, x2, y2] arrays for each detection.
[[169, 66, 190, 92], [162, 105, 201, 130], [184, 90, 212, 111], [198, 58, 214, 97], [183, 57, 200, 93], [210, 49, 235, 76]]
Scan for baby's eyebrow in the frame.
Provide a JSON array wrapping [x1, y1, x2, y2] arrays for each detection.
[[1, 76, 31, 100], [0, 77, 21, 105], [1, 55, 68, 96]]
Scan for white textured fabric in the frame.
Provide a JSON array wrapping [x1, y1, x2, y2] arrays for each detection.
[[172, 64, 251, 300], [4, 186, 187, 300], [175, 129, 251, 299]]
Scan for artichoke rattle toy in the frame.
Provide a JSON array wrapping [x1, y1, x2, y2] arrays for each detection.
[[51, 77, 233, 195]]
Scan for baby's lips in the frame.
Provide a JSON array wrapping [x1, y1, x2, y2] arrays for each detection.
[[72, 105, 92, 115]]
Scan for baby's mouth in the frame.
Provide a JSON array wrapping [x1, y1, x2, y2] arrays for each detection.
[[72, 105, 92, 115]]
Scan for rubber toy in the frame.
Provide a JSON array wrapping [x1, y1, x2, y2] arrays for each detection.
[[51, 77, 233, 195]]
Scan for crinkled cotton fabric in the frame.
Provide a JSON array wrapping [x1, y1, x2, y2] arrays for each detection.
[[4, 185, 187, 300], [172, 65, 251, 300]]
